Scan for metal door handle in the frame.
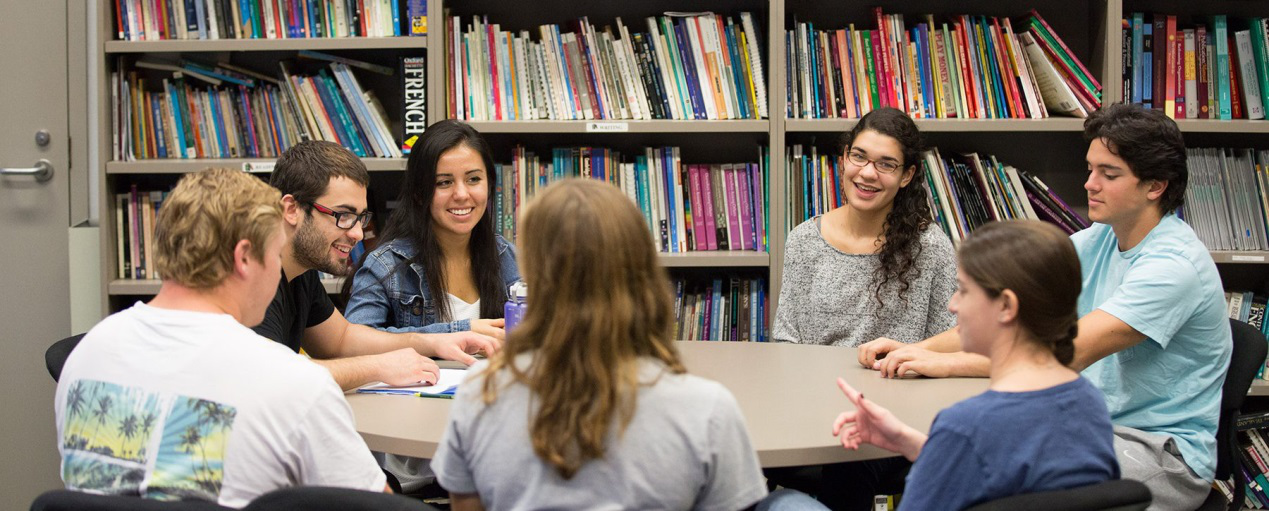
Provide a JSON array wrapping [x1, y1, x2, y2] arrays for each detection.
[[0, 159, 53, 182]]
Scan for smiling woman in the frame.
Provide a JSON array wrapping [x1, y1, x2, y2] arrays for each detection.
[[344, 119, 522, 493], [772, 107, 957, 349]]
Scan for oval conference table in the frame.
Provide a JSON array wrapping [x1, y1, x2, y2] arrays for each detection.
[[347, 341, 989, 467]]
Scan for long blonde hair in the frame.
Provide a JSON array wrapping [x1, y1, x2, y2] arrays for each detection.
[[481, 178, 684, 479]]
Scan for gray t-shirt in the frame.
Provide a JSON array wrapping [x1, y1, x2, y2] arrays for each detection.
[[773, 217, 958, 346], [432, 356, 767, 510]]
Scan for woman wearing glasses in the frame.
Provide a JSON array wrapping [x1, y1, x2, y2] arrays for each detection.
[[769, 107, 959, 509], [344, 120, 520, 492], [773, 107, 956, 348]]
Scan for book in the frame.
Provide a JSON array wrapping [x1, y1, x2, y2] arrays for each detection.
[[400, 56, 426, 154]]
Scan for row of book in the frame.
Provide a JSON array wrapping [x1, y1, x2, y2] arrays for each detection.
[[112, 53, 417, 161], [492, 146, 770, 254], [783, 144, 1088, 242], [1221, 408, 1269, 507], [1182, 148, 1269, 252], [115, 186, 169, 281], [1122, 14, 1269, 120], [787, 10, 1101, 119], [672, 276, 768, 342], [113, 0, 426, 41], [445, 13, 769, 121]]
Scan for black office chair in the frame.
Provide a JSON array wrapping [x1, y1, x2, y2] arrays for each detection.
[[1197, 319, 1268, 511], [30, 490, 232, 511], [243, 486, 441, 511], [45, 333, 84, 382], [962, 479, 1151, 511]]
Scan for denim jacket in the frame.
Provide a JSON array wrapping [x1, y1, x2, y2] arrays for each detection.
[[345, 236, 521, 334]]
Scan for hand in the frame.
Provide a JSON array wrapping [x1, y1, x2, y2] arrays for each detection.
[[874, 346, 957, 379], [471, 318, 506, 341], [832, 378, 922, 461], [857, 337, 906, 369], [375, 348, 441, 386], [422, 331, 501, 366]]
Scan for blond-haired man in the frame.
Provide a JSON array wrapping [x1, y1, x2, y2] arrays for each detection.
[[54, 168, 387, 508]]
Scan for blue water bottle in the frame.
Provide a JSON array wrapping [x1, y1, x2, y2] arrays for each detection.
[[504, 281, 528, 334]]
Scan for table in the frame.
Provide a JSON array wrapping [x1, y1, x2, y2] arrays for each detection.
[[347, 341, 990, 467]]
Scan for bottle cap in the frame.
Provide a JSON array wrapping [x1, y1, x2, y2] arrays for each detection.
[[509, 281, 528, 299]]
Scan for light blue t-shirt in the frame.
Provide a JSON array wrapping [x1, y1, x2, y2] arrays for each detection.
[[1071, 215, 1231, 481]]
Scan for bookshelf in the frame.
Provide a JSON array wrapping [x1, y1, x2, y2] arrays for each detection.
[[92, 0, 1269, 347]]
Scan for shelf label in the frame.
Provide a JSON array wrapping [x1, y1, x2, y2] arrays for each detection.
[[1231, 254, 1266, 262], [242, 161, 275, 173], [586, 122, 629, 133]]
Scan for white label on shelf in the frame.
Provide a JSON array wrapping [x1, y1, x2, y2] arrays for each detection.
[[242, 161, 275, 173], [1231, 254, 1266, 262], [586, 122, 629, 132]]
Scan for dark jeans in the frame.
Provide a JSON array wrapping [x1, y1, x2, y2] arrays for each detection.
[[765, 456, 912, 511]]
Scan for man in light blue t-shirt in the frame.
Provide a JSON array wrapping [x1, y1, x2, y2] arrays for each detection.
[[859, 104, 1230, 511]]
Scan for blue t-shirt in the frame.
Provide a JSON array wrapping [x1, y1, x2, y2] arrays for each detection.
[[1071, 215, 1231, 480], [900, 378, 1119, 511]]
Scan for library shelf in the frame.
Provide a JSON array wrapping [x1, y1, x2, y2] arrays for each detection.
[[104, 36, 426, 54], [1172, 120, 1269, 134], [1210, 251, 1269, 265], [109, 279, 346, 295], [106, 253, 766, 297], [106, 158, 409, 175], [657, 252, 771, 268], [785, 118, 1088, 133], [465, 120, 771, 134]]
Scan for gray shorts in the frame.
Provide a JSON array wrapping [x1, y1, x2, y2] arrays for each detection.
[[1112, 425, 1210, 511]]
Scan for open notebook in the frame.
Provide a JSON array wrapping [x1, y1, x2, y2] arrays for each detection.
[[356, 368, 471, 398]]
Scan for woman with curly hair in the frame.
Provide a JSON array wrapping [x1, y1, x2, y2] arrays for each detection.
[[773, 107, 956, 348]]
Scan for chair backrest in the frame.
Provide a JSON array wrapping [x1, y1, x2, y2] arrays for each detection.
[[961, 479, 1151, 511], [242, 487, 439, 511], [1216, 319, 1267, 479], [30, 490, 232, 511], [45, 333, 84, 382]]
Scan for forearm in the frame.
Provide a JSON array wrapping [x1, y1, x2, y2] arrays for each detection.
[[899, 427, 929, 462], [321, 324, 423, 358], [914, 326, 962, 352], [312, 357, 382, 391]]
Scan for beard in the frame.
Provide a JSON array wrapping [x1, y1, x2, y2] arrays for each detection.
[[292, 217, 351, 276]]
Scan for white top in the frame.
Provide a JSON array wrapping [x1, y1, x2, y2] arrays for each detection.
[[55, 303, 386, 508], [446, 294, 481, 322]]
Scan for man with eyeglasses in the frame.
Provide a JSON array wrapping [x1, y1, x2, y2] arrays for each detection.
[[255, 140, 500, 391]]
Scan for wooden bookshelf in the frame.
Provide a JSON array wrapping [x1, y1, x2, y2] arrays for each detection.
[[466, 120, 771, 134], [105, 158, 408, 174], [92, 0, 1269, 348], [786, 118, 1088, 133], [104, 36, 426, 54], [109, 278, 346, 295]]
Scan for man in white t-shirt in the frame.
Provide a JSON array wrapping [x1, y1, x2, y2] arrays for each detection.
[[54, 168, 387, 508]]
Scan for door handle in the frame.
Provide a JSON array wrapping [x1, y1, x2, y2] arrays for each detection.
[[0, 159, 54, 182]]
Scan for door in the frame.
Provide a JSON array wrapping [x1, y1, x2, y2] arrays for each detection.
[[0, 0, 72, 506]]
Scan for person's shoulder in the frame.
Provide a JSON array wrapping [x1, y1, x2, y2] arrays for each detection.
[[917, 224, 956, 259], [369, 238, 416, 261], [784, 218, 823, 247], [494, 234, 516, 253], [1070, 222, 1113, 248], [1139, 216, 1210, 262]]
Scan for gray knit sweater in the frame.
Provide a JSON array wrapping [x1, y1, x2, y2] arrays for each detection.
[[773, 217, 958, 347]]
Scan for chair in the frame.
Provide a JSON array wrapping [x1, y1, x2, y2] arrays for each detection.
[[961, 479, 1151, 511], [1197, 319, 1268, 511], [45, 333, 84, 382], [243, 486, 441, 511], [30, 490, 232, 511]]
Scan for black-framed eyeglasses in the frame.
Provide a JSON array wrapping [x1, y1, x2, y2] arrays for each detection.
[[308, 202, 372, 230], [844, 149, 904, 174]]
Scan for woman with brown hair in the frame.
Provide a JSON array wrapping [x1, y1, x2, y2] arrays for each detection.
[[431, 178, 767, 510], [764, 220, 1120, 511]]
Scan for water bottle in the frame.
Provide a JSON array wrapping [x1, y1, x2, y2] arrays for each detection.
[[504, 281, 528, 334]]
